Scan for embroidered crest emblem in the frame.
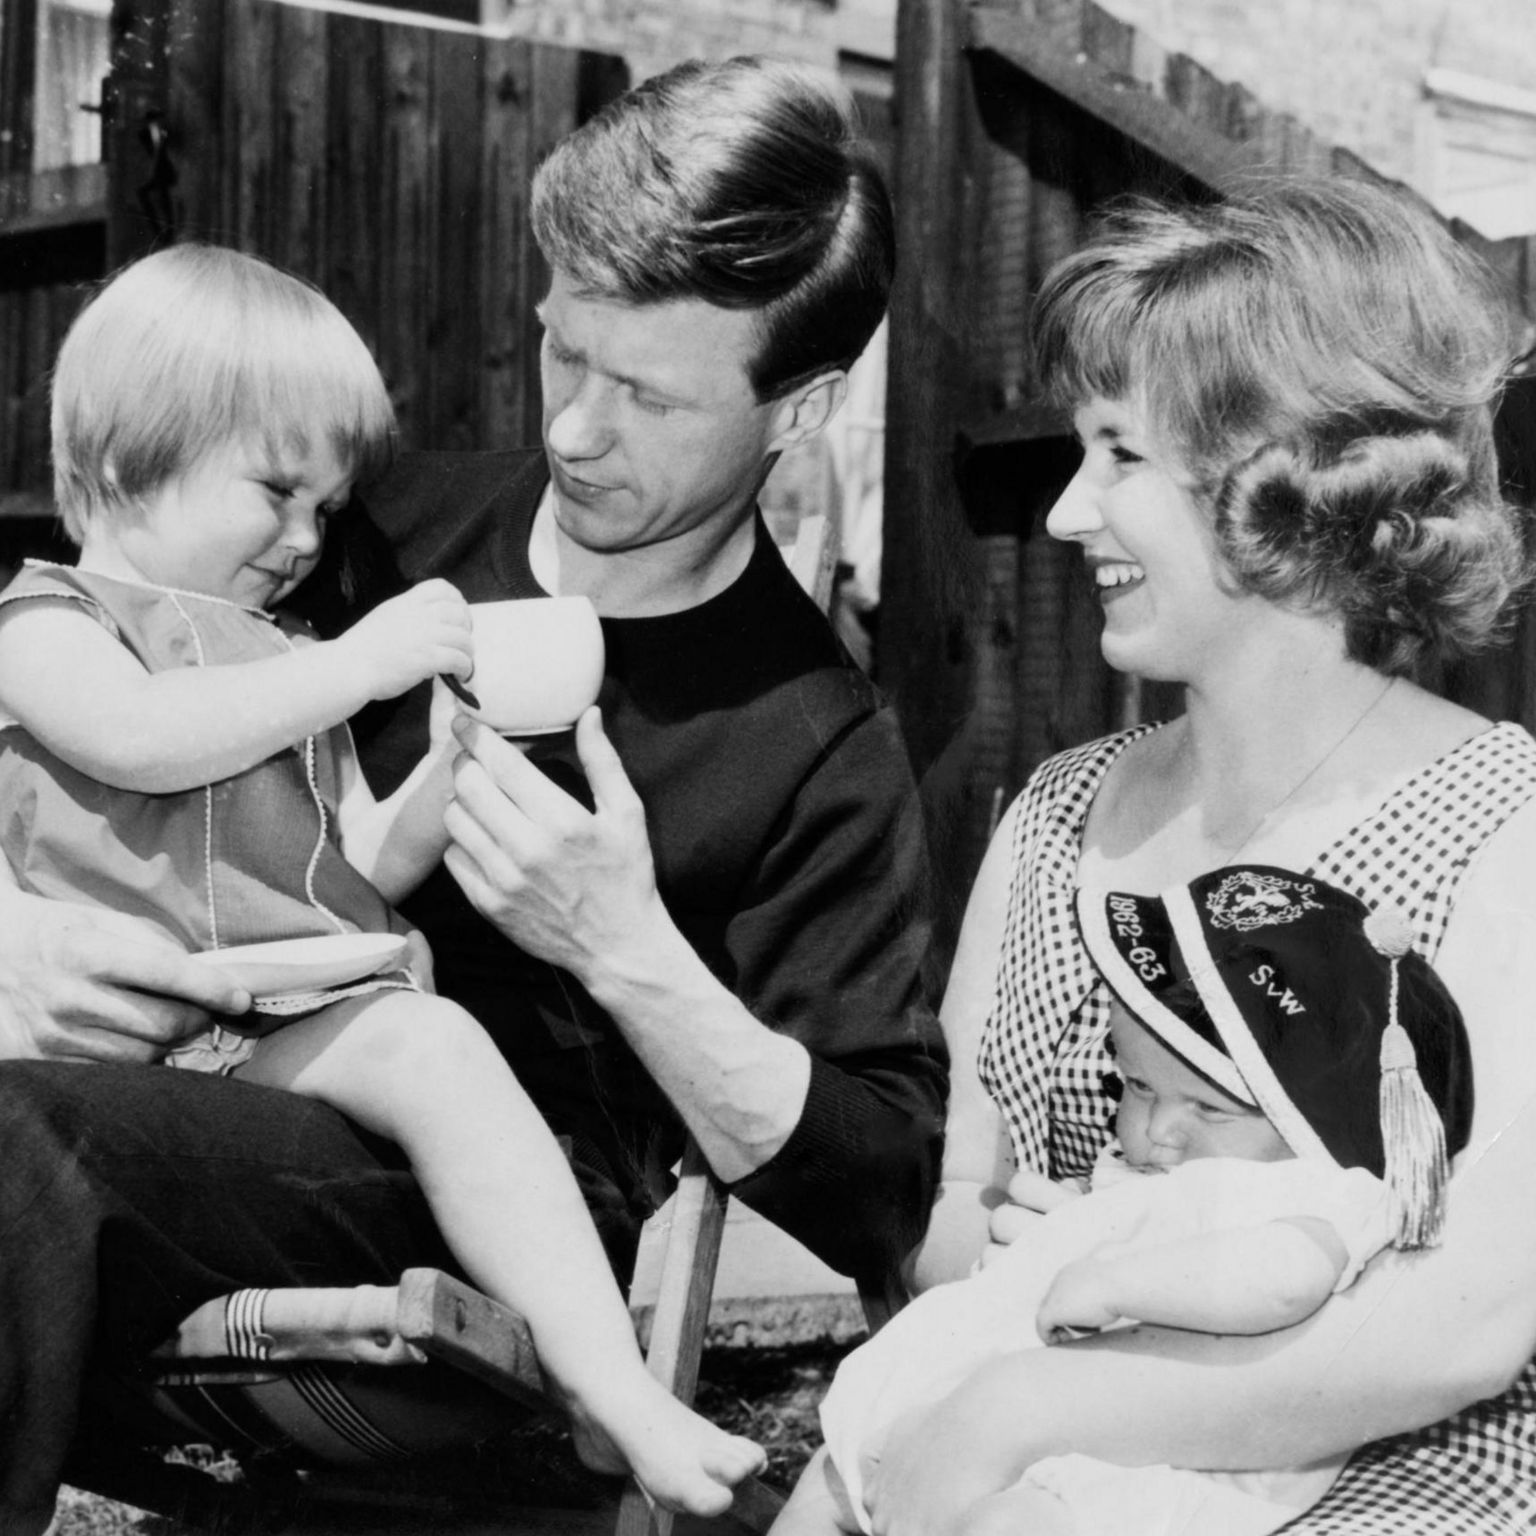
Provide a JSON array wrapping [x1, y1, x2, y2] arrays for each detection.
[[1206, 870, 1323, 932]]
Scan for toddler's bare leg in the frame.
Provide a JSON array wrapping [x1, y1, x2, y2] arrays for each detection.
[[236, 993, 763, 1514], [769, 1448, 865, 1536]]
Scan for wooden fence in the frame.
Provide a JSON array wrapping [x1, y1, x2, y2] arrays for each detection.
[[0, 0, 626, 545], [887, 0, 1536, 948]]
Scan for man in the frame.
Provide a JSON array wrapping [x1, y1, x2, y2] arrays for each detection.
[[0, 56, 945, 1533], [310, 55, 945, 1278]]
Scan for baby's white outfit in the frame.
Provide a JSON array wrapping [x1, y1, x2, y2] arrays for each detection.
[[819, 1147, 1391, 1536]]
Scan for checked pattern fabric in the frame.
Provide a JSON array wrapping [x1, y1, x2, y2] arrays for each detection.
[[977, 724, 1156, 1183], [978, 719, 1536, 1533]]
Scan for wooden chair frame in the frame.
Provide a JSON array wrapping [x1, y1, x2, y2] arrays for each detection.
[[68, 1141, 899, 1535]]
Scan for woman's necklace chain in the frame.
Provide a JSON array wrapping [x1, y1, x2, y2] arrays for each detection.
[[1217, 675, 1398, 866]]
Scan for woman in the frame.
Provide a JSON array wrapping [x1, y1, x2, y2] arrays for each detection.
[[866, 177, 1536, 1534]]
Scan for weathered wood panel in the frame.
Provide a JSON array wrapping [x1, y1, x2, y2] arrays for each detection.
[[376, 22, 433, 446], [323, 13, 386, 354], [165, 0, 222, 245], [0, 278, 86, 498], [479, 40, 539, 452], [105, 0, 174, 266], [0, 0, 40, 179], [0, 0, 625, 525], [0, 0, 97, 530], [888, 0, 1536, 950], [884, 0, 986, 938]]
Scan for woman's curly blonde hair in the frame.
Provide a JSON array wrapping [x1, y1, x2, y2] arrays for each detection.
[[1031, 175, 1529, 675]]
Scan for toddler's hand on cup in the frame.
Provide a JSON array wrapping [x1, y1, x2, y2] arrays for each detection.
[[340, 580, 473, 701]]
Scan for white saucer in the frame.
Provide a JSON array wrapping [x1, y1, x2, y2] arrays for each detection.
[[190, 934, 410, 997], [467, 717, 574, 737]]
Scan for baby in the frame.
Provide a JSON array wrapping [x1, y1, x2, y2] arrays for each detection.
[[776, 864, 1472, 1536], [0, 244, 762, 1516]]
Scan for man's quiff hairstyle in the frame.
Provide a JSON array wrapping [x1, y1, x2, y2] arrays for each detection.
[[531, 55, 894, 401], [52, 244, 395, 542], [1032, 175, 1529, 674]]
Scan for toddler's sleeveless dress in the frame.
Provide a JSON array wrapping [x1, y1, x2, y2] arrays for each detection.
[[0, 562, 414, 1071]]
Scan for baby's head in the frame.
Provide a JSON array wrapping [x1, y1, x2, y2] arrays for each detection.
[[1103, 998, 1293, 1169], [51, 244, 394, 545], [1078, 867, 1474, 1246]]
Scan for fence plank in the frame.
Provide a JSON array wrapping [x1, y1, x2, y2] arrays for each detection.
[[105, 0, 173, 266], [226, 0, 276, 254], [2, 0, 608, 502], [480, 38, 535, 450], [167, 0, 223, 244], [322, 12, 384, 363], [0, 291, 22, 489], [0, 0, 40, 177], [18, 283, 51, 484], [425, 31, 482, 451], [0, 276, 84, 506], [273, 0, 328, 276], [520, 46, 585, 441], [378, 22, 432, 448]]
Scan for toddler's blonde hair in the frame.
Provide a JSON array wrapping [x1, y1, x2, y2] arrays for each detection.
[[52, 244, 395, 542]]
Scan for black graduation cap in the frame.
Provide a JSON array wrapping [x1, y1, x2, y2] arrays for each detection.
[[1077, 866, 1474, 1249]]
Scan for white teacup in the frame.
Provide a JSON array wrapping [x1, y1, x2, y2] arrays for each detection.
[[463, 596, 604, 735]]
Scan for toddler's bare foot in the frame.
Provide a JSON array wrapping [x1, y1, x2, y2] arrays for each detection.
[[567, 1371, 765, 1515]]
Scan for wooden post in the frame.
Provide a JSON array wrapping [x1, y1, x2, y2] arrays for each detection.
[[324, 9, 387, 354], [479, 37, 539, 451], [226, 0, 277, 253], [884, 0, 990, 951], [377, 21, 431, 448], [883, 0, 975, 771], [426, 31, 483, 451], [0, 0, 40, 179], [165, 0, 224, 244], [272, 0, 327, 275], [105, 0, 173, 268]]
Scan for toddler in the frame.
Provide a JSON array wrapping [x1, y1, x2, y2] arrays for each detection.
[[0, 244, 762, 1516], [776, 864, 1472, 1536]]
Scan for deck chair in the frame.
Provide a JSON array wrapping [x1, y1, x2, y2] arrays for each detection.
[[63, 512, 906, 1536]]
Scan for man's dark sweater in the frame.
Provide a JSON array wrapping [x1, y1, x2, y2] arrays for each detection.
[[296, 449, 947, 1285]]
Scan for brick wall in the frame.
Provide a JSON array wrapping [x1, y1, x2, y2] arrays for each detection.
[[1096, 0, 1536, 189], [478, 0, 894, 82]]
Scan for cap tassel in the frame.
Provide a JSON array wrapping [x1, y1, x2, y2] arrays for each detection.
[[1364, 904, 1449, 1249], [1379, 1015, 1449, 1248]]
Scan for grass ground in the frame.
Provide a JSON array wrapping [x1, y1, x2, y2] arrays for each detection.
[[695, 1337, 857, 1494], [50, 1334, 860, 1534]]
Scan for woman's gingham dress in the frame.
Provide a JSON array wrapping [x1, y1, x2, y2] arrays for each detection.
[[978, 720, 1536, 1534]]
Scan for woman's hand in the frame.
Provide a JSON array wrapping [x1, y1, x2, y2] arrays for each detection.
[[906, 1178, 1001, 1292], [442, 707, 665, 985], [0, 889, 249, 1063], [978, 1168, 1085, 1269], [864, 1367, 1043, 1536]]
